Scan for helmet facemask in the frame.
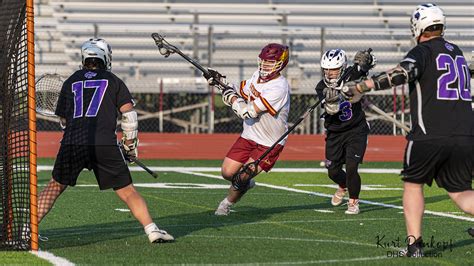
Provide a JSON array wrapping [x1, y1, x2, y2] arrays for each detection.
[[323, 67, 345, 88]]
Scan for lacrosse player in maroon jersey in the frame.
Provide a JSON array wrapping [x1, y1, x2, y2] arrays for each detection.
[[342, 3, 474, 256], [205, 43, 291, 215], [36, 38, 173, 243]]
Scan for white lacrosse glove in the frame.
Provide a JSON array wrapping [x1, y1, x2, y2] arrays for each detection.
[[221, 87, 239, 107], [121, 138, 139, 162], [354, 50, 377, 73], [323, 87, 341, 115]]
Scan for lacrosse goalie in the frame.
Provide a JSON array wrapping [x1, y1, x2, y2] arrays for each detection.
[[204, 43, 291, 215], [315, 48, 376, 214], [36, 38, 173, 244]]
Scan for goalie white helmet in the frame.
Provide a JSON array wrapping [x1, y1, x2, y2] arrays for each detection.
[[320, 49, 347, 87], [410, 3, 445, 41], [81, 38, 112, 70]]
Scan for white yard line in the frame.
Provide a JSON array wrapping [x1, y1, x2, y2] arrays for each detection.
[[36, 165, 473, 221], [177, 170, 474, 222], [30, 251, 75, 266]]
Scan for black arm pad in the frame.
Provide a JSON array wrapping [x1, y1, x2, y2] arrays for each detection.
[[372, 61, 418, 90]]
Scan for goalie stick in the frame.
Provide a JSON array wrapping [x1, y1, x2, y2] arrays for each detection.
[[151, 33, 233, 92], [130, 157, 158, 178]]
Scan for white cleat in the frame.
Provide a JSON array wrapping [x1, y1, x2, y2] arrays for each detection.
[[148, 229, 174, 243], [214, 198, 233, 216], [331, 187, 347, 206], [345, 199, 360, 215], [145, 223, 174, 243]]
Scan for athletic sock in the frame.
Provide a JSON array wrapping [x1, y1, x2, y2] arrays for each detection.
[[144, 223, 159, 235]]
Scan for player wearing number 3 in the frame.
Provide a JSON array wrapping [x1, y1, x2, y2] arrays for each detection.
[[341, 4, 474, 256], [36, 38, 173, 244], [315, 48, 376, 215]]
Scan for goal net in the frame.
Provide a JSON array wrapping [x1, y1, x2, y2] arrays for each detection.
[[0, 0, 37, 251]]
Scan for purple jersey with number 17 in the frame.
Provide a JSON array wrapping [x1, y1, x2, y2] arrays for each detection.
[[55, 69, 133, 145], [403, 37, 473, 140]]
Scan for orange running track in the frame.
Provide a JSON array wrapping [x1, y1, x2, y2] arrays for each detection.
[[38, 132, 406, 162]]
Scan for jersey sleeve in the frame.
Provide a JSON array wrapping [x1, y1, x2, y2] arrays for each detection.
[[116, 78, 134, 108], [401, 45, 427, 80], [254, 82, 289, 116], [238, 79, 250, 101]]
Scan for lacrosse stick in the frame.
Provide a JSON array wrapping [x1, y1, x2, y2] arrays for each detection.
[[236, 49, 373, 178], [151, 33, 233, 92], [129, 157, 158, 178]]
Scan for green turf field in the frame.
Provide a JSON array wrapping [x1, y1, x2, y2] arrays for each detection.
[[4, 159, 473, 265]]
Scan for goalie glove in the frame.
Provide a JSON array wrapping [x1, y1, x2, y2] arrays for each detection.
[[354, 50, 377, 73], [121, 138, 139, 162], [120, 110, 139, 162]]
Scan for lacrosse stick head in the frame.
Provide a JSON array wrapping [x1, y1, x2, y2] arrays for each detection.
[[231, 161, 259, 191], [35, 73, 65, 117], [151, 33, 176, 58]]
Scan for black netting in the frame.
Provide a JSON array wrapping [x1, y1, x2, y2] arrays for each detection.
[[0, 0, 31, 250]]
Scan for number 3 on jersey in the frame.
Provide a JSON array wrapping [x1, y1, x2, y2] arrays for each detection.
[[72, 79, 108, 118], [338, 101, 353, 121]]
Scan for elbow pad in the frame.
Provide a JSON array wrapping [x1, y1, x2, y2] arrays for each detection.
[[372, 60, 418, 90], [121, 110, 138, 140], [231, 98, 259, 119]]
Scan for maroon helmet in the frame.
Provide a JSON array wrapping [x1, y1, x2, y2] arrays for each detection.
[[258, 43, 289, 81]]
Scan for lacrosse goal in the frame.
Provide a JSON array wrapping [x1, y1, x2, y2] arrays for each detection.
[[0, 0, 38, 250]]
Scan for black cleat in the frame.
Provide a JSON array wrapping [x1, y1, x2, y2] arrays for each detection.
[[468, 227, 474, 237], [405, 236, 423, 258]]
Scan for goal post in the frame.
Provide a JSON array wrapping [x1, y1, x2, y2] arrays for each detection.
[[0, 0, 37, 251]]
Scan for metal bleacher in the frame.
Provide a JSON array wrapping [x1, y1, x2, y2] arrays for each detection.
[[35, 0, 474, 94]]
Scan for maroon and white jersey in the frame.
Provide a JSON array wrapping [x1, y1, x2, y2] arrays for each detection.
[[238, 70, 291, 147]]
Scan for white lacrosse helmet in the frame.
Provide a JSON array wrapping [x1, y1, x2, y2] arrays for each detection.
[[81, 38, 112, 70], [410, 3, 446, 40], [320, 49, 347, 87]]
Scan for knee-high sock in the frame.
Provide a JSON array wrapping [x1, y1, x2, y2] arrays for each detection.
[[328, 167, 346, 188], [345, 160, 361, 199]]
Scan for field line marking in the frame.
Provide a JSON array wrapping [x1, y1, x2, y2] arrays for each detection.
[[185, 235, 389, 264], [30, 251, 75, 266], [37, 165, 401, 174], [177, 170, 474, 222]]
